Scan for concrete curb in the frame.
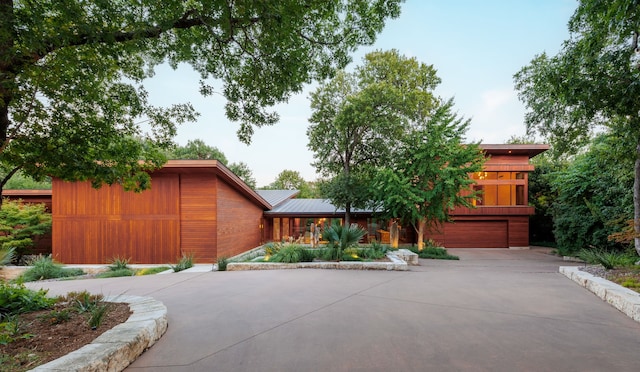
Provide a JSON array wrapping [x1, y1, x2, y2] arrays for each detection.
[[560, 266, 640, 323], [31, 295, 168, 372], [227, 252, 408, 271]]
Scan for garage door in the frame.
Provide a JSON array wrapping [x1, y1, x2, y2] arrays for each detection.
[[444, 221, 508, 248]]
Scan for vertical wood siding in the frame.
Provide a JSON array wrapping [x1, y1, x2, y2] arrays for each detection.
[[216, 179, 263, 259], [179, 174, 217, 262], [52, 175, 180, 263]]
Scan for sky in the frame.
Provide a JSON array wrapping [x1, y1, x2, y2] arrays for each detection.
[[142, 0, 577, 188]]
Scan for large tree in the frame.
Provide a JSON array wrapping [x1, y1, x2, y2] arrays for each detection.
[[514, 0, 640, 255], [307, 49, 440, 225], [0, 0, 402, 196], [265, 169, 317, 198], [372, 100, 484, 250], [170, 139, 255, 187]]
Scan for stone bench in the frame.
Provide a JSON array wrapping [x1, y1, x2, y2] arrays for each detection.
[[394, 249, 419, 265]]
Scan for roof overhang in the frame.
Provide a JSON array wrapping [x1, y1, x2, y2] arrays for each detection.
[[479, 144, 549, 158]]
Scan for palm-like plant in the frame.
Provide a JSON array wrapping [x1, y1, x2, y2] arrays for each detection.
[[322, 223, 366, 261], [0, 247, 15, 266]]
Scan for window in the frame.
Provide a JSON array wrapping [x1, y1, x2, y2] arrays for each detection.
[[471, 172, 527, 206]]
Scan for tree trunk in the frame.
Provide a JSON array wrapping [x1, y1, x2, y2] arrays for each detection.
[[417, 219, 425, 251], [344, 202, 351, 226], [634, 141, 640, 256]]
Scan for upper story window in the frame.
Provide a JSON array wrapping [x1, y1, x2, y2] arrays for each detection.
[[470, 172, 526, 206]]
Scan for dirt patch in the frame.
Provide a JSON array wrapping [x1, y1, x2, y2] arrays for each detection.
[[0, 302, 131, 371]]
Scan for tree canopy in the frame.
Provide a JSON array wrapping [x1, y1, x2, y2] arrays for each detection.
[[372, 100, 484, 250], [514, 0, 640, 255], [307, 49, 441, 224], [169, 139, 256, 188], [0, 0, 402, 195], [264, 169, 319, 198]]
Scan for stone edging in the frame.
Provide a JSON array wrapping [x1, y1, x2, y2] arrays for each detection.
[[560, 266, 640, 323], [31, 295, 168, 372], [227, 252, 409, 271]]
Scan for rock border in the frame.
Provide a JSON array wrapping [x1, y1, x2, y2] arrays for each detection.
[[31, 295, 168, 372], [560, 266, 640, 323], [227, 252, 409, 271]]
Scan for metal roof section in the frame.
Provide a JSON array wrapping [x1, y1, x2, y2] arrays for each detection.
[[265, 198, 374, 216], [255, 189, 300, 207]]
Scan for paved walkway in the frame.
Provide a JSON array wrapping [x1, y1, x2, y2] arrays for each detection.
[[28, 249, 640, 371]]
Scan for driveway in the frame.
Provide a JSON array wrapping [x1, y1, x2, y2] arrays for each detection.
[[28, 249, 640, 371]]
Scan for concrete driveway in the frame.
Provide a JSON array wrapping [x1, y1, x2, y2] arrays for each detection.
[[28, 249, 640, 371]]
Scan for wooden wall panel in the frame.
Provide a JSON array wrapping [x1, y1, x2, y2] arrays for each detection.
[[52, 175, 180, 264], [179, 174, 217, 262], [216, 179, 263, 260], [508, 216, 530, 247], [443, 220, 509, 248]]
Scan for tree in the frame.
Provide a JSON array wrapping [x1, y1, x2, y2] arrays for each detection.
[[307, 49, 441, 225], [170, 139, 227, 162], [265, 170, 318, 198], [514, 0, 640, 255], [548, 134, 633, 255], [0, 1, 402, 198], [1, 169, 51, 190], [228, 162, 256, 189], [169, 139, 256, 188], [372, 100, 484, 250]]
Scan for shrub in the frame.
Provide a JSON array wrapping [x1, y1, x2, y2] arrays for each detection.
[[95, 268, 136, 278], [38, 309, 72, 325], [107, 256, 130, 271], [0, 315, 34, 345], [171, 253, 194, 272], [271, 244, 308, 263], [0, 281, 54, 318], [417, 247, 459, 260], [322, 223, 366, 261], [577, 249, 635, 270], [88, 303, 110, 329], [264, 242, 282, 258], [0, 247, 15, 266], [0, 200, 52, 261], [136, 266, 171, 275], [19, 256, 84, 282], [217, 256, 229, 271], [64, 291, 103, 314]]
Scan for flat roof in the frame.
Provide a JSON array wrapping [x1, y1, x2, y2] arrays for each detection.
[[479, 144, 549, 158]]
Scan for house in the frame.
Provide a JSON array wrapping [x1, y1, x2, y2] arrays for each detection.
[[259, 144, 549, 249], [5, 144, 547, 263], [50, 160, 270, 264]]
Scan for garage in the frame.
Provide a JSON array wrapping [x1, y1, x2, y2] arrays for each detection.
[[443, 221, 508, 248]]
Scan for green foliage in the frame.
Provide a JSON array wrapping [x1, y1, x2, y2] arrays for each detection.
[[87, 303, 110, 330], [0, 247, 15, 266], [549, 135, 633, 256], [171, 253, 194, 272], [2, 170, 51, 190], [514, 1, 640, 255], [18, 256, 85, 282], [217, 256, 229, 272], [38, 309, 72, 325], [372, 100, 485, 248], [409, 247, 459, 260], [0, 200, 51, 260], [95, 268, 136, 278], [64, 291, 104, 314], [308, 50, 441, 224], [270, 244, 305, 263], [0, 1, 401, 194], [0, 281, 54, 318], [577, 249, 636, 270], [0, 315, 34, 345], [227, 162, 257, 189], [136, 266, 171, 275], [169, 139, 228, 162], [321, 223, 367, 261], [264, 242, 282, 257], [107, 256, 130, 271], [265, 170, 318, 198]]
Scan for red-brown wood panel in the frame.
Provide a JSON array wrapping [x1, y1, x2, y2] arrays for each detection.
[[179, 174, 217, 262], [443, 221, 508, 248], [508, 216, 530, 247], [216, 179, 263, 260], [52, 175, 180, 264]]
